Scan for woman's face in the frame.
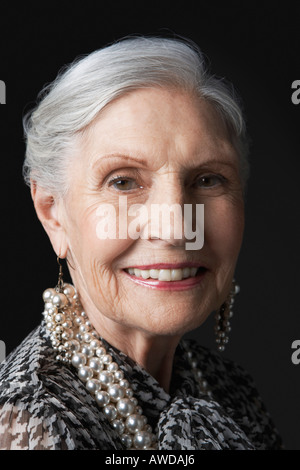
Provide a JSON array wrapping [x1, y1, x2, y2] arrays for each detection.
[[59, 87, 244, 338]]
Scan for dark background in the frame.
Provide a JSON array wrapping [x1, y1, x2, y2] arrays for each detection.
[[0, 0, 299, 450]]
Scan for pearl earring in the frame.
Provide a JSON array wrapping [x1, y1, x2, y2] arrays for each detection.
[[42, 257, 77, 362], [215, 280, 240, 352]]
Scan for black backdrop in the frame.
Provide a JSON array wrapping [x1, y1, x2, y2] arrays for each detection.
[[0, 1, 299, 450]]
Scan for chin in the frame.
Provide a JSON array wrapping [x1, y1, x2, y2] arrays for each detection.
[[133, 311, 209, 339]]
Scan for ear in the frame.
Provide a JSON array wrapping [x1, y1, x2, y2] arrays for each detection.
[[31, 181, 68, 258]]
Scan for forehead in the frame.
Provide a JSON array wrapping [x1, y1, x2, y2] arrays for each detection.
[[80, 87, 237, 167]]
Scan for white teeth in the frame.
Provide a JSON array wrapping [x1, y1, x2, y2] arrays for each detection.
[[126, 267, 200, 281], [171, 269, 183, 281], [141, 270, 150, 279], [149, 269, 159, 279], [183, 267, 191, 279], [159, 270, 171, 281]]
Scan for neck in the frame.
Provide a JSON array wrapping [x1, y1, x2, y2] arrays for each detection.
[[95, 320, 180, 393], [104, 327, 180, 393]]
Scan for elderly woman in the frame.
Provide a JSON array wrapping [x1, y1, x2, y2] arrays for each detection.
[[0, 36, 282, 450]]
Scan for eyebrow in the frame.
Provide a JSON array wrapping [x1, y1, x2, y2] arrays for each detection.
[[91, 152, 238, 172], [91, 153, 148, 169], [192, 158, 238, 170]]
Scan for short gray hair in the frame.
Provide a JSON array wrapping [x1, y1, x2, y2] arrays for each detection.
[[23, 36, 250, 196]]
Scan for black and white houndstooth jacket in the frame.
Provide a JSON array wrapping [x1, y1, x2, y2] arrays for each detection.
[[0, 323, 282, 450]]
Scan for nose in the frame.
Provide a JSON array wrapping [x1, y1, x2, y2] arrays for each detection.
[[142, 176, 189, 248]]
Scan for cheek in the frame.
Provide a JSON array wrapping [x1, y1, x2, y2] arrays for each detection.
[[77, 213, 133, 268], [67, 212, 134, 313], [69, 206, 136, 289]]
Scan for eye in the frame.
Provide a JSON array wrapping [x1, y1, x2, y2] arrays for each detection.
[[195, 174, 225, 188], [108, 176, 142, 191]]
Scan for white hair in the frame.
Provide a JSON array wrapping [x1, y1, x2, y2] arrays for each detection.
[[23, 36, 249, 196]]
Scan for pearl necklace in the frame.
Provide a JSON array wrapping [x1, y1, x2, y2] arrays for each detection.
[[42, 283, 210, 450]]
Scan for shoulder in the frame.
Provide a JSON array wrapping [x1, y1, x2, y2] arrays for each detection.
[[0, 324, 120, 450], [0, 326, 56, 449], [0, 323, 83, 404], [182, 338, 283, 449], [0, 326, 44, 401], [183, 338, 258, 393]]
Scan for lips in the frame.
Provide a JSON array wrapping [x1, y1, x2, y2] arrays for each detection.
[[123, 262, 208, 291]]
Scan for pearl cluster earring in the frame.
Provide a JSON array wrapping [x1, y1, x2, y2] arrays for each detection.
[[215, 280, 240, 352]]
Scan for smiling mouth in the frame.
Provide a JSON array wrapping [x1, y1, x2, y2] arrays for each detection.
[[124, 266, 207, 282]]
